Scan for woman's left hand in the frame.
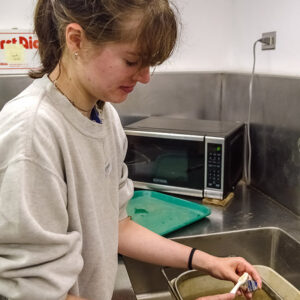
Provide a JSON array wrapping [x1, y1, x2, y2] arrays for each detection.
[[202, 255, 262, 299]]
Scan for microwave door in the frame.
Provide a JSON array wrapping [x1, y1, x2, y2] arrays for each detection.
[[125, 135, 205, 197]]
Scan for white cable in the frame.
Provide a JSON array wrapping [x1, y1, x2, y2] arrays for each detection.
[[245, 39, 260, 185]]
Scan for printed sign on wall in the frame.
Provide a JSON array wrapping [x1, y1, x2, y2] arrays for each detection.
[[0, 30, 40, 74]]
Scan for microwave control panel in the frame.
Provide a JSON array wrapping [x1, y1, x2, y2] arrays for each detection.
[[206, 143, 222, 189]]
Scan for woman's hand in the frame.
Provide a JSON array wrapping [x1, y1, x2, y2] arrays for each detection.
[[193, 252, 262, 299], [208, 256, 261, 284], [196, 293, 235, 300]]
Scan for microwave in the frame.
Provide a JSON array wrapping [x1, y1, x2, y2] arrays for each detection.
[[124, 117, 244, 199]]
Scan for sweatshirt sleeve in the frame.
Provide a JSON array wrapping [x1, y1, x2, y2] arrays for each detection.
[[118, 162, 134, 220], [0, 158, 83, 300], [108, 104, 134, 221]]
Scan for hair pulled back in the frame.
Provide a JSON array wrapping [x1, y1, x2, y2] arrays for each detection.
[[30, 0, 179, 78]]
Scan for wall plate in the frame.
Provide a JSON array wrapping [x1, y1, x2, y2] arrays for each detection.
[[262, 31, 276, 50]]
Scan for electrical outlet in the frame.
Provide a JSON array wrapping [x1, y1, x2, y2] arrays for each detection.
[[261, 31, 276, 50]]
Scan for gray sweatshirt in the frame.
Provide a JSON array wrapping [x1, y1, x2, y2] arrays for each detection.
[[0, 75, 133, 300]]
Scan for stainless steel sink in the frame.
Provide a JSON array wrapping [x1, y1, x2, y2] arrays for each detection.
[[123, 227, 300, 300]]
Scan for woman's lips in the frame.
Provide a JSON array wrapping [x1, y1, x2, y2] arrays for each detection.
[[120, 86, 135, 93]]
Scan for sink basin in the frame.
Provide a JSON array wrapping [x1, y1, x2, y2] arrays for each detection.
[[123, 227, 300, 300]]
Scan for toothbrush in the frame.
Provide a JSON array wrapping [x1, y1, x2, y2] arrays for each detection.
[[230, 272, 250, 294]]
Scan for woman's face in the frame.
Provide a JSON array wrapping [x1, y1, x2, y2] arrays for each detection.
[[75, 40, 150, 104]]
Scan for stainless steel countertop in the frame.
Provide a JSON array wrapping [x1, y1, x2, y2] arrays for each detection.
[[112, 182, 300, 299]]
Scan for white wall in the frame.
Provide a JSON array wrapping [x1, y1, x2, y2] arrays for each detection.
[[1, 0, 300, 76], [161, 0, 300, 76], [229, 0, 300, 76], [158, 0, 234, 72], [0, 0, 35, 30]]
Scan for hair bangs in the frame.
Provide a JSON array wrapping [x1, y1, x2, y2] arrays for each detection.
[[135, 2, 178, 67]]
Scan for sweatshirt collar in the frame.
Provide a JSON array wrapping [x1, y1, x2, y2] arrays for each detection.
[[34, 75, 108, 139]]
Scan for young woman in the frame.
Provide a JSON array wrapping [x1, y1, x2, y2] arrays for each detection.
[[0, 1, 261, 299]]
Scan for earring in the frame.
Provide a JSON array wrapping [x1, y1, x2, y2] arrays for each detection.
[[74, 52, 79, 59]]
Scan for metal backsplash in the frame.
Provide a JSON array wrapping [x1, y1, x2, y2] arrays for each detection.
[[0, 75, 33, 109], [0, 72, 299, 215], [117, 72, 300, 216], [221, 74, 300, 216], [117, 72, 223, 125]]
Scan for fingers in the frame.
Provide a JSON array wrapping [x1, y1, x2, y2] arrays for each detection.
[[227, 257, 262, 289], [243, 291, 253, 299], [196, 293, 235, 300], [237, 258, 262, 289], [250, 267, 262, 289]]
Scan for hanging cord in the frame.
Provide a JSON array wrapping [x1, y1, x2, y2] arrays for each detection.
[[245, 37, 271, 185], [245, 40, 259, 185]]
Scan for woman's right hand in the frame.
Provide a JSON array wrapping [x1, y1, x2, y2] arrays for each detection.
[[196, 293, 235, 300]]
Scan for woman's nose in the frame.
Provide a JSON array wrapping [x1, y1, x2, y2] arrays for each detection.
[[134, 66, 150, 84]]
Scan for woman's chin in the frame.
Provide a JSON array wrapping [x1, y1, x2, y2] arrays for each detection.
[[106, 94, 129, 104]]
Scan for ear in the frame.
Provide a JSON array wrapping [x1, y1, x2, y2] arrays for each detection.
[[65, 23, 85, 53]]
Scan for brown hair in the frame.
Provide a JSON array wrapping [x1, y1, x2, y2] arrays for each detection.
[[30, 0, 179, 79]]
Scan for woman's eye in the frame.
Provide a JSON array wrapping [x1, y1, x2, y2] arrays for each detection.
[[126, 60, 138, 67]]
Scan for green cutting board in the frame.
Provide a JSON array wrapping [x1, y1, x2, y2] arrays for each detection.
[[127, 190, 211, 236]]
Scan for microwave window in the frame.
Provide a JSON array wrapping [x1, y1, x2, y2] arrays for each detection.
[[125, 136, 205, 189]]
